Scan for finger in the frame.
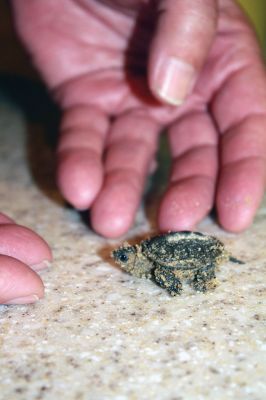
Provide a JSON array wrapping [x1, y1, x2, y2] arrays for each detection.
[[0, 213, 15, 224], [0, 224, 52, 271], [91, 112, 161, 237], [217, 116, 266, 232], [149, 0, 218, 105], [57, 105, 109, 210], [0, 256, 44, 305], [158, 111, 218, 231], [211, 47, 266, 230]]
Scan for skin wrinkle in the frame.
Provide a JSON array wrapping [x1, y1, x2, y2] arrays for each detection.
[[196, 8, 262, 109], [58, 130, 105, 153], [53, 69, 132, 115], [79, 0, 143, 16], [60, 118, 108, 133], [199, 50, 254, 110], [224, 156, 266, 167], [60, 104, 109, 129], [106, 136, 158, 152], [221, 115, 266, 165], [222, 112, 266, 149], [171, 143, 218, 160], [105, 145, 156, 179], [211, 63, 266, 130], [68, 1, 132, 46], [106, 112, 160, 148], [168, 111, 218, 160], [218, 0, 255, 30], [106, 168, 145, 191], [14, 2, 131, 88], [222, 112, 266, 138], [78, 1, 133, 39], [221, 157, 266, 179], [169, 174, 216, 186], [170, 148, 218, 182]]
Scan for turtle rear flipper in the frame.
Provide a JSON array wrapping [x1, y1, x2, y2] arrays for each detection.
[[192, 264, 217, 292]]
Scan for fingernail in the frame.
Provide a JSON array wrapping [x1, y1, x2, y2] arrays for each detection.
[[31, 259, 51, 271], [4, 294, 40, 305], [153, 57, 196, 105]]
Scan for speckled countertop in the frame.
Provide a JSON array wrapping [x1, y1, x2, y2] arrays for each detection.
[[0, 102, 265, 400]]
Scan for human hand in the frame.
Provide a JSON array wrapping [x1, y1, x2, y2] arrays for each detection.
[[11, 0, 266, 238], [0, 213, 52, 304]]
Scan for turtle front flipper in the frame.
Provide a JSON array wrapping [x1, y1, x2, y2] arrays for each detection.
[[192, 264, 217, 292], [153, 266, 182, 296]]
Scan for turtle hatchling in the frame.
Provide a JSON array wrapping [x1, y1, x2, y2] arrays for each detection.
[[112, 231, 244, 296]]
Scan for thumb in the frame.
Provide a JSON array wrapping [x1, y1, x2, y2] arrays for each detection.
[[149, 0, 218, 106]]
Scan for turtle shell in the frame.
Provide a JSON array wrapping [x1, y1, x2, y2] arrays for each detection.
[[141, 231, 226, 269]]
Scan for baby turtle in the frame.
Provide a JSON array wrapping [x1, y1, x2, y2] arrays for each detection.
[[111, 231, 244, 296]]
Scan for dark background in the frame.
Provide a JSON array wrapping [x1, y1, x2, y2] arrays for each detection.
[[0, 1, 60, 146]]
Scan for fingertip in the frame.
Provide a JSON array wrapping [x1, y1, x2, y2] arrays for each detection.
[[92, 211, 130, 238], [0, 255, 44, 305], [0, 213, 15, 224], [0, 224, 52, 270], [216, 159, 265, 233], [91, 177, 140, 238], [57, 149, 103, 210], [91, 198, 135, 239], [158, 177, 214, 231], [158, 187, 197, 231], [218, 213, 253, 233], [217, 198, 257, 233], [31, 259, 52, 272]]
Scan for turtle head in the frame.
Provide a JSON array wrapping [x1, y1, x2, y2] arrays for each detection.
[[111, 243, 138, 274]]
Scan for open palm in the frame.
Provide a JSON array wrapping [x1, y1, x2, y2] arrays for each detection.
[[13, 0, 266, 237], [1, 0, 265, 304]]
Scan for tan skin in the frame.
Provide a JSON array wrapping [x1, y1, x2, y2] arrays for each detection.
[[1, 0, 266, 304]]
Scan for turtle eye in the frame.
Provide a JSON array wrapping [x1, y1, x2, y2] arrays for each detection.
[[119, 253, 128, 263]]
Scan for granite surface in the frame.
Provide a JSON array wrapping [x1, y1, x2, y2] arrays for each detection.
[[0, 102, 265, 400]]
